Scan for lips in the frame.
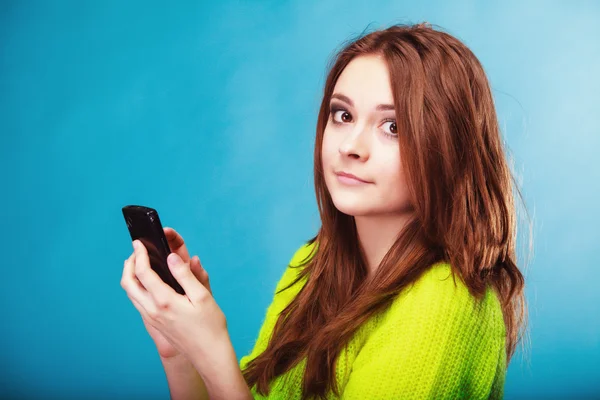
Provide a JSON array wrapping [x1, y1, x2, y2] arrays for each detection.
[[335, 171, 371, 184]]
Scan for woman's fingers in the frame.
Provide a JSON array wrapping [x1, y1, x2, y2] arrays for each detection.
[[132, 240, 175, 309], [163, 227, 191, 262], [129, 291, 150, 321], [121, 252, 156, 315], [190, 255, 212, 295]]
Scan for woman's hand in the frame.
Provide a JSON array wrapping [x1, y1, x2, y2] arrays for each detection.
[[121, 227, 216, 360]]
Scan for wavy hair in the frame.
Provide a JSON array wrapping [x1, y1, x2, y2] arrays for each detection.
[[242, 22, 529, 399]]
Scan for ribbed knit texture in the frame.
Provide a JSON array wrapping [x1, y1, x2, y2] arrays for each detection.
[[240, 242, 507, 399]]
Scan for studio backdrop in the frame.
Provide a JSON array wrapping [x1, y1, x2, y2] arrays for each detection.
[[1, 1, 598, 398]]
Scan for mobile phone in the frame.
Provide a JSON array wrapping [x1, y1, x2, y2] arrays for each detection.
[[122, 205, 185, 295]]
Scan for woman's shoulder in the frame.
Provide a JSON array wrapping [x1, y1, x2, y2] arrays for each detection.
[[345, 262, 507, 399], [289, 240, 318, 267], [381, 261, 506, 339], [274, 240, 317, 293]]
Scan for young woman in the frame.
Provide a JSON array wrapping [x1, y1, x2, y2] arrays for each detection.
[[121, 22, 527, 399]]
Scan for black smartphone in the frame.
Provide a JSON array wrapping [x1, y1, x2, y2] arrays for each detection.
[[122, 205, 185, 295]]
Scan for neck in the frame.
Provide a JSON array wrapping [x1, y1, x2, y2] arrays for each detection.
[[354, 212, 412, 277]]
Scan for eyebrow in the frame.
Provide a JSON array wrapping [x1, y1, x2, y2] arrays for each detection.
[[330, 93, 395, 112]]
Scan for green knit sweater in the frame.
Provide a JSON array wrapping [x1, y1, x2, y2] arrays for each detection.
[[240, 242, 506, 399]]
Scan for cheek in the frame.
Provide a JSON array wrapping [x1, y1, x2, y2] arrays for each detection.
[[390, 172, 411, 208], [376, 154, 411, 206], [321, 129, 336, 168]]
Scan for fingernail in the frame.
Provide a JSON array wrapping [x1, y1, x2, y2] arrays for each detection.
[[168, 253, 181, 266]]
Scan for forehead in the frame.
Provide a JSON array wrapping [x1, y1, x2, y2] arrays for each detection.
[[332, 55, 394, 107]]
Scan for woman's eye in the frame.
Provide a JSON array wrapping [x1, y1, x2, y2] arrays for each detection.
[[382, 120, 398, 137], [329, 107, 397, 137], [331, 109, 352, 123]]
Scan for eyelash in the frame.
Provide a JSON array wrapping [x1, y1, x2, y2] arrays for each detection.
[[329, 106, 398, 138]]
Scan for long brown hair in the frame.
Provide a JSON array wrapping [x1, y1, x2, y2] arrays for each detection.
[[242, 22, 529, 399]]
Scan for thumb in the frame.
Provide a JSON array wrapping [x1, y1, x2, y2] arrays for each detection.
[[167, 253, 206, 300], [167, 252, 186, 270]]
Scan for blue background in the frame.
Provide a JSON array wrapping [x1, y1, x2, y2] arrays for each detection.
[[1, 1, 598, 398]]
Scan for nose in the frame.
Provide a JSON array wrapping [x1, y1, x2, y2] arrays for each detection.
[[339, 126, 370, 161]]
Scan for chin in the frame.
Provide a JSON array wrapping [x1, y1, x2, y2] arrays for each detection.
[[330, 195, 375, 217]]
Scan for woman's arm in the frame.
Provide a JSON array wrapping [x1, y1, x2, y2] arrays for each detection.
[[161, 335, 252, 400], [161, 355, 209, 400], [188, 333, 253, 400]]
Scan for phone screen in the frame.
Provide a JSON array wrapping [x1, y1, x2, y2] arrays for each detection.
[[122, 205, 185, 295]]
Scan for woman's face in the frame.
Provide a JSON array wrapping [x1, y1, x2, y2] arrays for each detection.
[[322, 55, 412, 218]]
